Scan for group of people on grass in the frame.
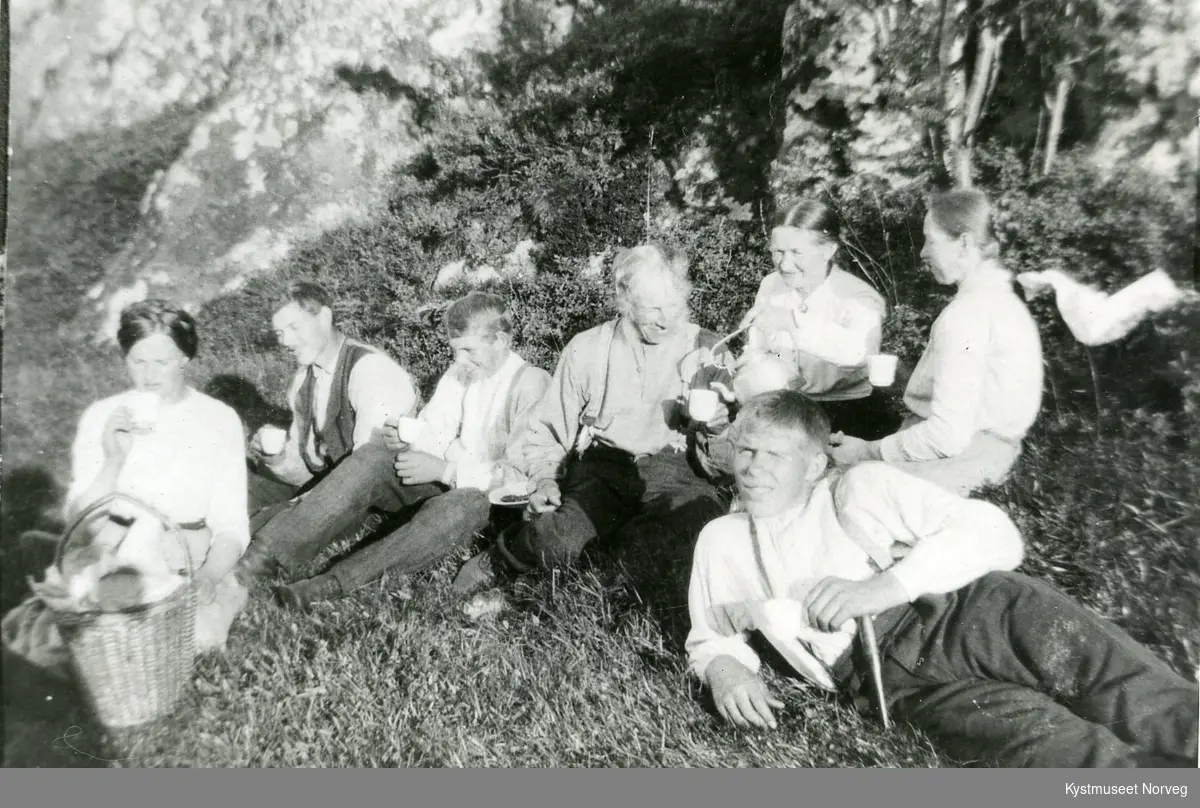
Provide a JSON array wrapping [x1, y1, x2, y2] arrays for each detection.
[[26, 187, 1198, 767]]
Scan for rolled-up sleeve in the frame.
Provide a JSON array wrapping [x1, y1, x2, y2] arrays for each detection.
[[522, 335, 591, 485], [791, 293, 884, 368], [347, 353, 421, 449], [834, 463, 1025, 602], [685, 522, 763, 681]]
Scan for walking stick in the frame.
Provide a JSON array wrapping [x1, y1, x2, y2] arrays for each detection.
[[859, 615, 891, 730]]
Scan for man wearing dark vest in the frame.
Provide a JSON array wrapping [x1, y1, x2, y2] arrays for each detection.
[[240, 289, 551, 611], [237, 281, 420, 584], [452, 243, 734, 596]]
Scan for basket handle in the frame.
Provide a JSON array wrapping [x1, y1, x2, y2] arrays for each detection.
[[54, 492, 195, 580]]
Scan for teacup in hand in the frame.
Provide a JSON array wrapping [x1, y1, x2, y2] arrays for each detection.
[[126, 391, 161, 433], [396, 416, 425, 445], [866, 354, 898, 387], [688, 388, 720, 422], [259, 425, 288, 456]]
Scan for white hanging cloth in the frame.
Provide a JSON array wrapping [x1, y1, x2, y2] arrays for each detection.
[[1016, 268, 1192, 346]]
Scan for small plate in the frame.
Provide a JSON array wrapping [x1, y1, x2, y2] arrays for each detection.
[[489, 482, 535, 507]]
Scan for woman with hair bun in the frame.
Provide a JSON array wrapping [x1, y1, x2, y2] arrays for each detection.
[[60, 299, 251, 651], [736, 197, 898, 439], [829, 188, 1044, 496]]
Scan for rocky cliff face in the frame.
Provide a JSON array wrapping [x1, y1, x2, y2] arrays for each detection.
[[12, 0, 571, 341]]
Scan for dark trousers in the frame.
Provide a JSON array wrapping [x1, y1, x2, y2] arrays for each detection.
[[507, 445, 728, 569], [869, 571, 1198, 767], [249, 439, 490, 588]]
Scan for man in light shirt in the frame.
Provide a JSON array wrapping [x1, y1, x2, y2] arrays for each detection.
[[236, 280, 421, 585], [452, 243, 732, 594], [687, 389, 1197, 767], [242, 291, 551, 610]]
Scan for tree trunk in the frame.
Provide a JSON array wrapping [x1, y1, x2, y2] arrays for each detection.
[[1042, 75, 1072, 175], [955, 23, 1008, 187], [938, 0, 969, 185]]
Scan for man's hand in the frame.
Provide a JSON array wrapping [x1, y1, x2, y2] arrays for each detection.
[[381, 418, 409, 452], [802, 574, 908, 634], [247, 426, 281, 467], [393, 450, 447, 486], [707, 656, 784, 730], [827, 432, 875, 466], [527, 480, 562, 516], [101, 406, 136, 461]]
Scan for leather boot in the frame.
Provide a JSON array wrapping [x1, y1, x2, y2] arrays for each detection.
[[273, 573, 344, 612]]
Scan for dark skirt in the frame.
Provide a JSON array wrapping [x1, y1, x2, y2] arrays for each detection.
[[821, 390, 904, 441]]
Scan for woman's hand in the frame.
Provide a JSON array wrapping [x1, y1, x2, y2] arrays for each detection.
[[101, 406, 136, 461], [381, 418, 409, 452]]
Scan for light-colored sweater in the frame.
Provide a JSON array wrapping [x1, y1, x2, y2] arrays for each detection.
[[67, 387, 251, 554], [746, 267, 886, 401], [880, 265, 1043, 463]]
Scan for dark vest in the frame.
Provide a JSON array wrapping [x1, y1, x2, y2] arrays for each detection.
[[295, 340, 375, 475]]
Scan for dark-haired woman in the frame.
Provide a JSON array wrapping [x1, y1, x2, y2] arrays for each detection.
[[829, 189, 1044, 496], [738, 199, 898, 439], [63, 299, 250, 651]]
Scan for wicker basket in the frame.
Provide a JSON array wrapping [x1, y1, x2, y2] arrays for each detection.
[[51, 493, 198, 730]]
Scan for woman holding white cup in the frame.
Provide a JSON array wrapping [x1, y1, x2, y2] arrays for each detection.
[[57, 299, 252, 651], [828, 189, 1044, 496], [736, 198, 901, 439]]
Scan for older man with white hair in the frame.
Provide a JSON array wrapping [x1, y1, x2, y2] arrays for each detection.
[[453, 243, 732, 593]]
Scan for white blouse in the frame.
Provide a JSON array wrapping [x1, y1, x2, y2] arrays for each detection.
[[65, 387, 251, 553], [746, 268, 886, 401]]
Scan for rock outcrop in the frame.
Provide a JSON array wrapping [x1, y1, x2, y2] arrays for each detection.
[[12, 0, 570, 342]]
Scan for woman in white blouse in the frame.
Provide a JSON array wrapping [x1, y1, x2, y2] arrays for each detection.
[[65, 299, 250, 651], [829, 188, 1044, 495], [737, 198, 898, 439]]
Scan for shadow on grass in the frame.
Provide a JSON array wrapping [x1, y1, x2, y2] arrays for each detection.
[[202, 374, 292, 438], [2, 647, 112, 767]]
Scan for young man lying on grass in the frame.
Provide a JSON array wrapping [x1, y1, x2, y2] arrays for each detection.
[[686, 389, 1198, 768]]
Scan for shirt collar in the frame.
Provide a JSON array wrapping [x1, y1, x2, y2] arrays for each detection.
[[311, 335, 346, 374], [957, 262, 1013, 296], [471, 350, 523, 387], [750, 479, 826, 538]]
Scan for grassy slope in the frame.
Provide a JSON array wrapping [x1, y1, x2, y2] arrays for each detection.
[[0, 109, 947, 769], [4, 31, 1197, 771]]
